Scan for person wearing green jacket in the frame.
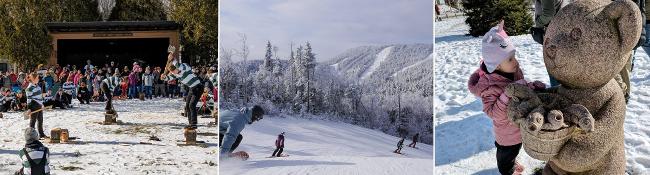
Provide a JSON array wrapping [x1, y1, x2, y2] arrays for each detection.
[[531, 0, 565, 87], [621, 0, 647, 103]]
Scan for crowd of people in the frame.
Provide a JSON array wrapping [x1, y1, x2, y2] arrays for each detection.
[[0, 59, 217, 114]]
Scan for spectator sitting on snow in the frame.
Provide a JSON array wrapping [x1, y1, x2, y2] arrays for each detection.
[[0, 88, 13, 112], [15, 127, 50, 175], [61, 77, 75, 106], [13, 91, 27, 111], [271, 132, 285, 157], [219, 105, 265, 159], [44, 90, 66, 110], [76, 82, 90, 104]]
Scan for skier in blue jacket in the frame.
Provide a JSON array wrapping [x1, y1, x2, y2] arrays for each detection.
[[219, 105, 264, 160]]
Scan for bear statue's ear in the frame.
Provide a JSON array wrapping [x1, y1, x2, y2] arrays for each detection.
[[602, 0, 642, 52]]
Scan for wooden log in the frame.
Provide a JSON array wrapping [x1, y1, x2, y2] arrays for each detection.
[[60, 129, 69, 143], [183, 128, 197, 144]]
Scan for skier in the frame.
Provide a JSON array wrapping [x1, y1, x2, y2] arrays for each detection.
[[394, 137, 405, 154], [162, 46, 203, 129], [15, 127, 50, 175], [219, 105, 265, 160], [408, 133, 419, 148], [101, 72, 120, 113], [271, 132, 285, 157]]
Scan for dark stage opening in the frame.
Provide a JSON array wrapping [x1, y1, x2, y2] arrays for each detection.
[[57, 38, 169, 70]]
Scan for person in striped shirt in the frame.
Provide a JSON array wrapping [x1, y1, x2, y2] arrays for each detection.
[[61, 77, 75, 107], [0, 88, 14, 112], [163, 46, 204, 129], [207, 67, 218, 117], [16, 127, 50, 175], [25, 72, 46, 138], [101, 72, 120, 112]]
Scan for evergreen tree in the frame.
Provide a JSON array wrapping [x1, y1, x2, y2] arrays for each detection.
[[303, 42, 316, 113], [462, 0, 533, 37], [0, 0, 99, 70], [263, 41, 274, 72], [169, 0, 218, 66], [108, 0, 166, 21]]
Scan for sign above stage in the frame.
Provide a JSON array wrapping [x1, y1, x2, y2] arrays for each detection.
[[92, 32, 134, 37], [45, 21, 180, 32]]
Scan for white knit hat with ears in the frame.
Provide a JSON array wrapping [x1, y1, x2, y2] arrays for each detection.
[[481, 20, 516, 73]]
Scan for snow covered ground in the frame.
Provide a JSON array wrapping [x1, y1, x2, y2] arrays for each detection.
[[220, 115, 433, 175], [0, 98, 218, 174], [435, 16, 650, 174]]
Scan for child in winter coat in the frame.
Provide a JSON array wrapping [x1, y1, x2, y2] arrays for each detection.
[[120, 77, 129, 99], [16, 127, 50, 175], [467, 21, 546, 175], [142, 67, 154, 99]]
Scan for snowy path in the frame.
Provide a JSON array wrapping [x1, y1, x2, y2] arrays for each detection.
[[0, 98, 218, 175], [393, 53, 434, 77], [435, 16, 650, 174], [220, 116, 433, 175], [361, 46, 393, 79]]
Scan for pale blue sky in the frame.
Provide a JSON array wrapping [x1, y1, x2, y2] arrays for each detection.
[[220, 0, 433, 61]]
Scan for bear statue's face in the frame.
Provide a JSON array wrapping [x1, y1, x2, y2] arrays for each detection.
[[543, 0, 642, 89]]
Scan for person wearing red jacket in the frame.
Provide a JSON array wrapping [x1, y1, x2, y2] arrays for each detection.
[[271, 132, 285, 157]]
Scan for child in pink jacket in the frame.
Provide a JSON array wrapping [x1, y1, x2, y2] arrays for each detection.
[[467, 21, 545, 175]]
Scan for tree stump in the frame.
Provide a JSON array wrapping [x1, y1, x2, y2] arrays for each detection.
[[60, 129, 69, 143], [49, 128, 62, 143], [104, 110, 118, 125], [183, 128, 197, 144]]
